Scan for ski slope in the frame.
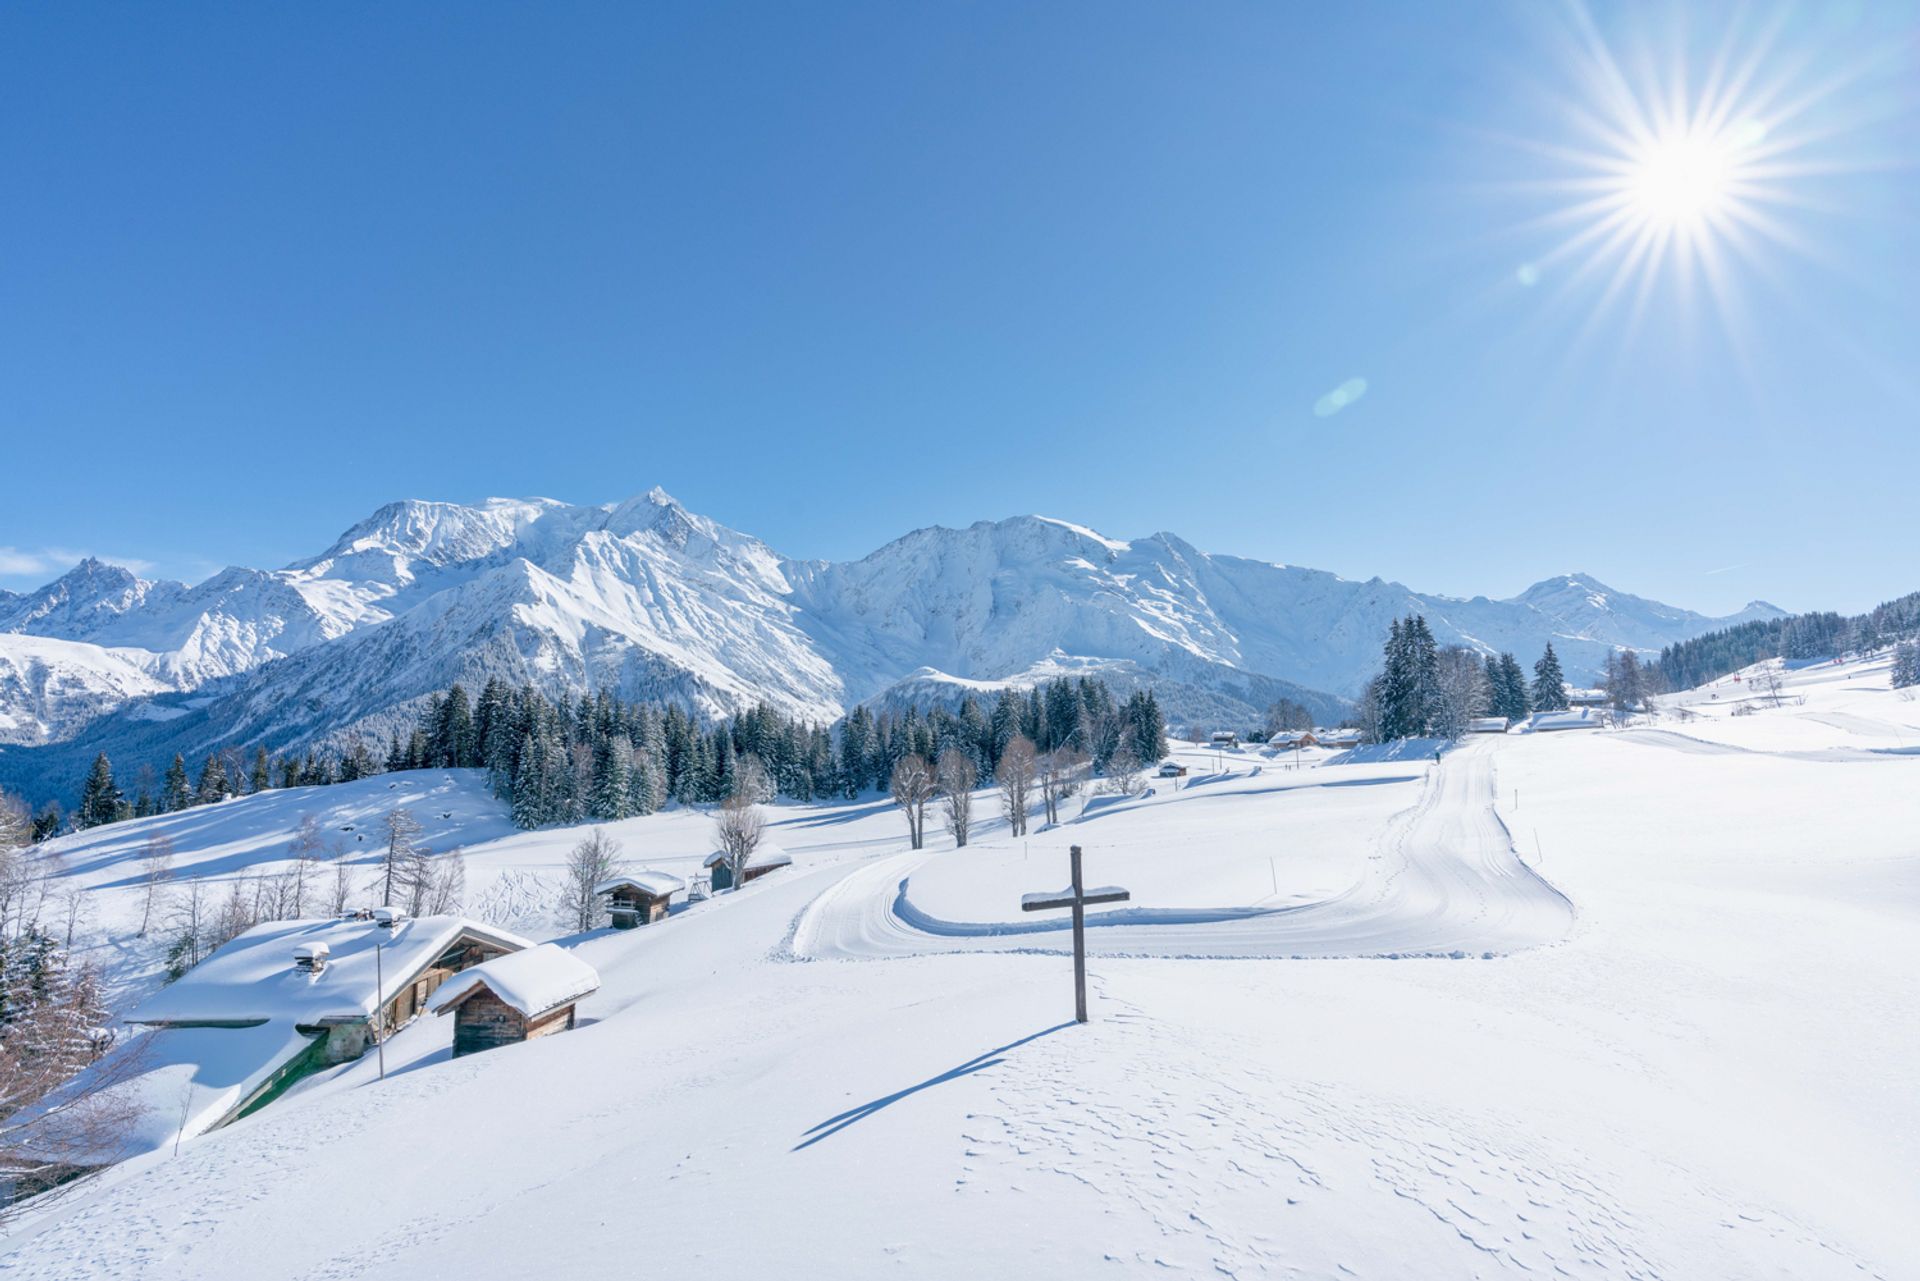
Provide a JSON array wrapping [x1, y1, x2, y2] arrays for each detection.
[[793, 738, 1573, 960]]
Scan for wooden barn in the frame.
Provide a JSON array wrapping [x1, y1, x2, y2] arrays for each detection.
[[594, 871, 686, 928], [431, 944, 601, 1058], [1157, 761, 1188, 778], [703, 843, 793, 892], [1467, 717, 1510, 734]]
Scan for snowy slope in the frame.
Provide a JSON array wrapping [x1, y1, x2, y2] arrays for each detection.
[[0, 634, 175, 746], [0, 493, 1783, 793], [3, 659, 1915, 1278]]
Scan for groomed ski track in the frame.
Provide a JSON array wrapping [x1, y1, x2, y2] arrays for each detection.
[[791, 737, 1574, 961]]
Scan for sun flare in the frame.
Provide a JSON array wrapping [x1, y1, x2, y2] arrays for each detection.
[[1505, 4, 1874, 340]]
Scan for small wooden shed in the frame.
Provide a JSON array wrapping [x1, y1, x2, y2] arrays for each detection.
[[594, 871, 686, 929], [430, 944, 601, 1058], [703, 843, 793, 892], [1467, 717, 1510, 734]]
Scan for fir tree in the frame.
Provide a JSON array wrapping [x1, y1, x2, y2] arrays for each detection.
[[77, 753, 121, 829], [1498, 653, 1531, 721], [195, 754, 231, 806], [1532, 643, 1569, 712], [155, 754, 188, 814]]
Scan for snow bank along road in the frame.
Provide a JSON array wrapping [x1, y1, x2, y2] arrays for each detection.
[[792, 737, 1574, 961]]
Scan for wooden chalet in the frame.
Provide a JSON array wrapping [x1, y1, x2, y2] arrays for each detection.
[[20, 913, 533, 1176], [431, 945, 601, 1058], [594, 871, 686, 928], [703, 843, 793, 892]]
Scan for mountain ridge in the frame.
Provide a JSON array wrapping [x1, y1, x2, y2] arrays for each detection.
[[0, 492, 1789, 797]]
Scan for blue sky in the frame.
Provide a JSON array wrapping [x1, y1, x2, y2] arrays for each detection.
[[2, 2, 1915, 614]]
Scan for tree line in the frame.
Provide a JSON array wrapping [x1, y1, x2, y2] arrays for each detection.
[[1657, 589, 1920, 690], [1352, 615, 1642, 740], [53, 674, 1168, 839]]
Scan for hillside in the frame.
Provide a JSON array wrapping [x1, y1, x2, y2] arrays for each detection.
[[1, 652, 1914, 1277]]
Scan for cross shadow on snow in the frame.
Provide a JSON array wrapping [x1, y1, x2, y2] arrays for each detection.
[[791, 1021, 1075, 1152]]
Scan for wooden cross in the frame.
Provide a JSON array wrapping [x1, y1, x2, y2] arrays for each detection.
[[1021, 844, 1130, 1023]]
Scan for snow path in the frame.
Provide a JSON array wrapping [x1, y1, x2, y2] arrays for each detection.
[[791, 738, 1573, 960]]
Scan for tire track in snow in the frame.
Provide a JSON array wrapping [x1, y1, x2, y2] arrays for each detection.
[[791, 738, 1573, 961]]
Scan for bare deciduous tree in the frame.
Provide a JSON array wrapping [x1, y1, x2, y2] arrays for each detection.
[[0, 955, 140, 1214], [935, 749, 976, 847], [1103, 741, 1146, 798], [423, 848, 467, 916], [714, 791, 766, 888], [561, 829, 623, 931], [1038, 746, 1089, 825], [734, 753, 775, 804], [326, 858, 356, 917], [163, 879, 210, 978], [380, 808, 424, 908], [996, 735, 1037, 837], [136, 835, 175, 937], [889, 754, 934, 850]]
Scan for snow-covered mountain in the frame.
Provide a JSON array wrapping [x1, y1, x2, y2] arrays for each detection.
[[0, 490, 1785, 790]]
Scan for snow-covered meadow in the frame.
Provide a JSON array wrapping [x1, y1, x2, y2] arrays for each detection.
[[2, 654, 1915, 1278]]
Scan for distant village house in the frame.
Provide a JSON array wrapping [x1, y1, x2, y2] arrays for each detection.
[[594, 871, 686, 928], [704, 843, 793, 892]]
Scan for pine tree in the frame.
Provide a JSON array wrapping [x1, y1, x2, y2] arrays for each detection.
[[591, 738, 634, 821], [1532, 643, 1569, 712], [195, 754, 231, 805], [77, 754, 121, 829], [1891, 640, 1920, 690], [1498, 653, 1531, 721], [250, 746, 272, 794], [511, 732, 546, 828]]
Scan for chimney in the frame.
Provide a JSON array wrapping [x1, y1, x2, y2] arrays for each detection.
[[371, 907, 405, 930], [293, 942, 330, 975]]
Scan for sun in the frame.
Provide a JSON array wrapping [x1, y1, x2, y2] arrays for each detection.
[[1623, 128, 1743, 230], [1500, 4, 1874, 339]]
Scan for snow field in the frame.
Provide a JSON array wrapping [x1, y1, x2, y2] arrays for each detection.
[[4, 651, 1916, 1278]]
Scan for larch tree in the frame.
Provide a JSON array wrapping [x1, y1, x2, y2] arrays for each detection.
[[996, 735, 1037, 837], [713, 791, 766, 890], [936, 748, 976, 848], [889, 754, 934, 850], [379, 807, 424, 908]]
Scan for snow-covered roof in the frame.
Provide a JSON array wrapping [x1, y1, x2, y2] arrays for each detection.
[[128, 915, 534, 1028], [1529, 709, 1600, 732], [17, 1021, 319, 1166], [593, 870, 686, 899], [702, 844, 792, 871], [1467, 717, 1510, 732], [431, 944, 600, 1020]]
